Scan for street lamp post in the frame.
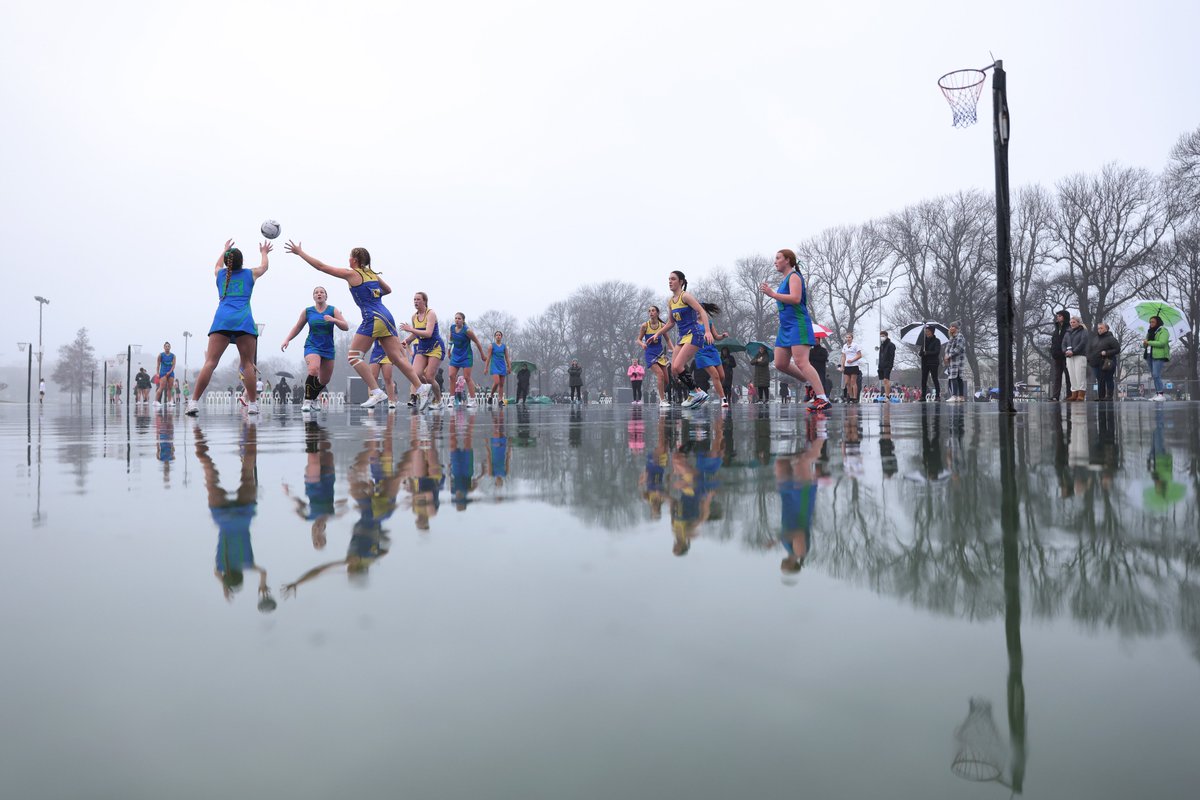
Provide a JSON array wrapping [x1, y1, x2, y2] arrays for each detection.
[[126, 344, 142, 415], [182, 331, 192, 386], [18, 342, 32, 405], [34, 296, 49, 384]]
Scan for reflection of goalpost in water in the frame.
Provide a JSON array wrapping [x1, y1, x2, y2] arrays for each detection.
[[938, 59, 1016, 413]]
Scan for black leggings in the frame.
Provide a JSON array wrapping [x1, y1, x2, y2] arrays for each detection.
[[570, 386, 581, 401], [631, 380, 642, 401], [920, 363, 941, 399]]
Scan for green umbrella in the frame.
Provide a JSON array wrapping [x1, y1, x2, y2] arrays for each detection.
[[1121, 300, 1191, 339], [1143, 481, 1186, 512], [510, 360, 538, 373], [745, 341, 770, 358], [716, 337, 747, 352]]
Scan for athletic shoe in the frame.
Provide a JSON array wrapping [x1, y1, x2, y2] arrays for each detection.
[[152, 401, 161, 409], [361, 388, 388, 409], [1152, 393, 1166, 402], [720, 398, 730, 408], [387, 401, 397, 411], [184, 400, 199, 417], [466, 396, 476, 408], [681, 390, 708, 409], [416, 383, 433, 412], [300, 401, 313, 412], [659, 399, 672, 409], [246, 402, 260, 415], [807, 397, 832, 413]]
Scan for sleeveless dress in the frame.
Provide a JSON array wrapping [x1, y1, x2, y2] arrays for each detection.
[[303, 305, 337, 360], [158, 351, 176, 378], [449, 324, 474, 368], [209, 269, 257, 338], [642, 320, 669, 367], [669, 295, 703, 346], [349, 267, 397, 339], [489, 342, 508, 376], [775, 269, 816, 347], [411, 311, 446, 359]]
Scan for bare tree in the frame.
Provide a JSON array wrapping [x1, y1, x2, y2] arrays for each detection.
[[1051, 163, 1179, 327], [1168, 124, 1200, 208], [798, 222, 896, 346], [517, 301, 573, 395], [51, 327, 98, 404], [1009, 184, 1058, 382], [564, 281, 655, 394], [731, 254, 778, 344]]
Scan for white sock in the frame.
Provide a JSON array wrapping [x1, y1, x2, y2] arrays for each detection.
[[817, 394, 828, 400]]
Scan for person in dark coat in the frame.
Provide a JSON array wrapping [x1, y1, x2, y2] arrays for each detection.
[[1086, 322, 1120, 401], [568, 360, 583, 403], [1049, 309, 1071, 401], [751, 349, 771, 402], [720, 347, 736, 404], [809, 340, 829, 396], [516, 366, 531, 404], [918, 326, 942, 401], [876, 331, 896, 397]]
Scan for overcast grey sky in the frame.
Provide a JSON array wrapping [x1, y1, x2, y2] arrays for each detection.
[[2, 0, 1197, 369]]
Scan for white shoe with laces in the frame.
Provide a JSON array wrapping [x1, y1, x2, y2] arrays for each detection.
[[361, 388, 388, 408], [416, 383, 433, 412], [185, 400, 199, 417], [246, 402, 260, 415]]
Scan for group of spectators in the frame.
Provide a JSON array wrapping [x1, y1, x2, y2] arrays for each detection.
[[1051, 309, 1172, 402]]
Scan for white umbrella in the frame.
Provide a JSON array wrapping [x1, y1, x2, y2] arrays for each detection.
[[1119, 299, 1191, 340], [899, 322, 949, 346]]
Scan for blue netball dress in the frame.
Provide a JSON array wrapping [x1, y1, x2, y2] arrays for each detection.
[[209, 269, 256, 338], [490, 435, 508, 477], [775, 269, 816, 347], [369, 340, 391, 365], [694, 323, 722, 369], [643, 320, 669, 368], [304, 306, 337, 360], [213, 504, 257, 576], [450, 447, 474, 503], [411, 312, 445, 359], [669, 295, 703, 346], [448, 324, 473, 368], [349, 267, 398, 339], [778, 479, 817, 557], [489, 342, 508, 376], [158, 351, 176, 378]]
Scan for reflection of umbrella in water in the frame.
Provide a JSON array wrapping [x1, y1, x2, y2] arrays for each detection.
[[1143, 481, 1186, 512], [510, 360, 537, 373], [276, 371, 296, 379], [900, 322, 949, 345]]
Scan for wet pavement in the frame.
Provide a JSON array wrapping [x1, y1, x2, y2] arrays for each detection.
[[1, 401, 1198, 799]]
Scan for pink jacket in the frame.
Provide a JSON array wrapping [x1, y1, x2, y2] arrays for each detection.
[[627, 364, 645, 380]]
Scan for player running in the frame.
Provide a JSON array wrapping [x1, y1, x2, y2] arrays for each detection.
[[760, 249, 830, 412], [281, 286, 349, 412]]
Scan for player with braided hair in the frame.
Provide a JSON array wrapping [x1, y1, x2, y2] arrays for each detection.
[[186, 239, 272, 416]]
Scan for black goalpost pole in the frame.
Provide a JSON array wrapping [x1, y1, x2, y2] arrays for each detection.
[[991, 61, 1016, 413]]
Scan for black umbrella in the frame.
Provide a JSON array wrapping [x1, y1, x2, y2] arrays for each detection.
[[276, 371, 296, 379], [899, 322, 949, 346]]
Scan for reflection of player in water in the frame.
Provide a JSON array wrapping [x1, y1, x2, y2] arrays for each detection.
[[487, 412, 511, 491], [449, 411, 479, 510], [282, 417, 400, 596], [776, 432, 822, 579], [195, 422, 275, 612], [402, 417, 444, 531], [669, 419, 722, 556], [283, 420, 348, 549], [640, 416, 669, 520], [155, 411, 175, 483]]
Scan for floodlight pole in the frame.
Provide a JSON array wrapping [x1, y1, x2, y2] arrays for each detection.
[[991, 61, 1015, 413]]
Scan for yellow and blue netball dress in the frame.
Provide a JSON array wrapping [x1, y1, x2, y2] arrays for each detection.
[[209, 268, 256, 339], [411, 312, 445, 360], [448, 324, 473, 368], [158, 350, 176, 378], [349, 267, 398, 339], [776, 268, 816, 347], [368, 340, 391, 366], [669, 295, 703, 346], [489, 342, 508, 376], [303, 306, 337, 360], [642, 320, 669, 368]]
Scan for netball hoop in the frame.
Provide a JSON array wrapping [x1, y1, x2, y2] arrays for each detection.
[[937, 69, 987, 128]]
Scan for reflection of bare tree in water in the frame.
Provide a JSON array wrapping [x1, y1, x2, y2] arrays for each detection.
[[53, 414, 96, 491]]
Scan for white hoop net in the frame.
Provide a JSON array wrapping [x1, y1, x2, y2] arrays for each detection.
[[952, 698, 1008, 782], [938, 69, 987, 128]]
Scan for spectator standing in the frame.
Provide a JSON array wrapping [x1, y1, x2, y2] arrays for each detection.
[[39, 378, 46, 404], [568, 360, 583, 404], [1087, 322, 1120, 401], [809, 340, 829, 397], [1062, 316, 1090, 401], [877, 331, 896, 397], [944, 324, 967, 402], [1142, 315, 1170, 402], [751, 349, 771, 403], [627, 358, 645, 404], [918, 326, 942, 401], [134, 368, 152, 405], [720, 347, 736, 404], [1049, 309, 1071, 401], [516, 365, 531, 404], [840, 332, 863, 402]]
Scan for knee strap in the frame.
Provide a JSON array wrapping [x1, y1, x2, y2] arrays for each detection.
[[348, 349, 365, 367]]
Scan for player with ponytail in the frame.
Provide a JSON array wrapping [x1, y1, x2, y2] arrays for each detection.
[[656, 270, 719, 408], [760, 248, 829, 411], [186, 239, 272, 416], [281, 286, 349, 412]]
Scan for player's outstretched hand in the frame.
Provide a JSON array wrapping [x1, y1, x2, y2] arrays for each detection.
[[284, 240, 303, 256], [260, 241, 274, 255]]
